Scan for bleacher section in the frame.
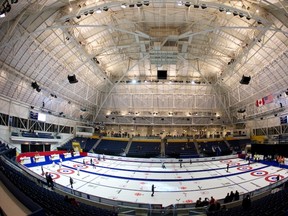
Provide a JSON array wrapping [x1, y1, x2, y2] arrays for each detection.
[[227, 139, 250, 153], [198, 141, 231, 157], [60, 137, 98, 152], [0, 154, 117, 216], [165, 142, 198, 158], [207, 188, 288, 216], [94, 139, 127, 155], [127, 141, 160, 158], [0, 142, 9, 152], [11, 132, 55, 139]]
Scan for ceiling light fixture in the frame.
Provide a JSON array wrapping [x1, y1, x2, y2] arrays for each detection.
[[201, 4, 207, 9], [103, 6, 108, 11], [143, 1, 149, 6], [136, 2, 142, 7], [219, 7, 224, 12], [226, 9, 232, 15], [121, 3, 127, 8], [233, 11, 238, 16], [96, 8, 101, 13], [185, 2, 191, 7]]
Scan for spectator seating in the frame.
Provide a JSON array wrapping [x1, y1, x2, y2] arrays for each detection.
[[127, 141, 160, 158], [61, 137, 98, 152], [37, 133, 54, 139], [94, 139, 127, 155], [198, 141, 231, 157], [0, 153, 117, 216], [165, 142, 198, 158], [22, 132, 38, 138], [227, 139, 250, 153], [207, 188, 288, 216]]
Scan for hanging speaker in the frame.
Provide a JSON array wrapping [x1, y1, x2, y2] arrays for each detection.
[[157, 70, 167, 80], [68, 74, 78, 84], [239, 75, 251, 85]]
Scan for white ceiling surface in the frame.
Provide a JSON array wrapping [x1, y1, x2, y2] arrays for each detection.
[[0, 0, 287, 126]]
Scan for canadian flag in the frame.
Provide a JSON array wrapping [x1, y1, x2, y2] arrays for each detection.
[[256, 98, 265, 107]]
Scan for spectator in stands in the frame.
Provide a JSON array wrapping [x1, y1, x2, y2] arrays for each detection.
[[201, 198, 209, 206], [64, 195, 70, 203], [234, 190, 240, 201], [224, 193, 230, 203], [209, 196, 215, 205], [229, 191, 235, 202], [195, 198, 202, 207], [45, 172, 50, 187], [47, 173, 54, 190], [242, 194, 251, 210]]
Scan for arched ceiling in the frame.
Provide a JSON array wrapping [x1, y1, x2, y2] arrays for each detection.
[[0, 0, 287, 126]]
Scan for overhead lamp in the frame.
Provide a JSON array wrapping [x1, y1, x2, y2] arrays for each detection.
[[121, 3, 127, 8], [233, 11, 238, 16], [11, 0, 18, 3], [103, 6, 108, 11], [239, 13, 244, 18], [246, 15, 251, 20], [201, 4, 207, 9], [84, 11, 88, 16], [226, 9, 232, 15], [65, 18, 70, 22], [185, 2, 191, 7], [193, 4, 199, 8], [177, 1, 183, 6], [257, 20, 262, 25], [136, 2, 142, 7], [89, 10, 94, 14], [96, 8, 102, 13], [129, 4, 135, 7], [76, 15, 81, 19], [0, 12, 5, 18], [219, 7, 225, 12], [69, 7, 73, 12], [143, 1, 149, 6]]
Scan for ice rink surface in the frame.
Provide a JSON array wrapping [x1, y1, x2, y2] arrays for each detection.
[[26, 156, 288, 207]]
